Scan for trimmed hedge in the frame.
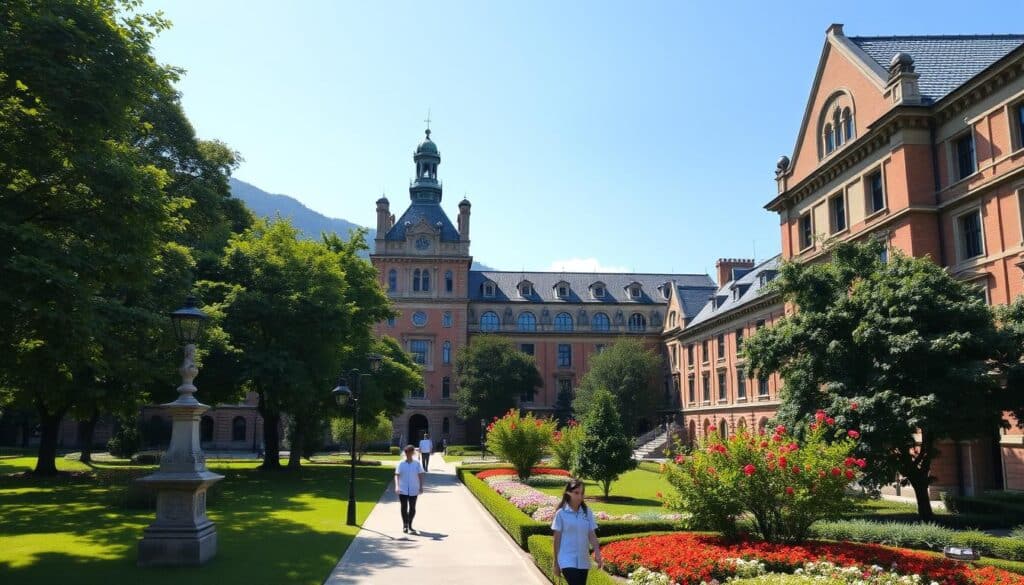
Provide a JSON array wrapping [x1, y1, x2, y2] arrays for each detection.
[[637, 460, 663, 474], [444, 445, 483, 456], [527, 535, 620, 585], [975, 557, 1024, 575], [809, 519, 1024, 561]]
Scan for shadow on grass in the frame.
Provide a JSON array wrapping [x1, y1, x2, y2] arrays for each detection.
[[0, 463, 393, 585]]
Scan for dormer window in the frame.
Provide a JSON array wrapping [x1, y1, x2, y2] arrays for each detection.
[[518, 281, 534, 297], [628, 285, 642, 299], [589, 282, 607, 299], [554, 281, 571, 299], [483, 282, 496, 297], [732, 288, 740, 301]]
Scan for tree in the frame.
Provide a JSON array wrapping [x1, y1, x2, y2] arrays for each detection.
[[0, 0, 180, 474], [553, 384, 575, 427], [994, 295, 1024, 424], [574, 339, 661, 436], [331, 412, 397, 461], [454, 336, 541, 421], [743, 241, 1013, 519], [576, 388, 636, 497]]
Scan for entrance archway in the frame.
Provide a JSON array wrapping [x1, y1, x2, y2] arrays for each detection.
[[408, 414, 429, 446]]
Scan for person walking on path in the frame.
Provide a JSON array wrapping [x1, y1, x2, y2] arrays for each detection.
[[419, 432, 433, 471], [551, 479, 602, 585], [395, 444, 425, 534]]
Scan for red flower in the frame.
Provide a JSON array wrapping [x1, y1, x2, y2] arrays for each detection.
[[759, 441, 769, 448], [708, 424, 717, 432], [771, 434, 783, 442], [706, 466, 717, 475], [674, 454, 685, 464], [778, 456, 788, 468], [830, 467, 841, 476], [774, 425, 786, 435], [535, 420, 543, 427], [856, 458, 866, 469], [850, 402, 858, 410], [743, 464, 756, 476], [809, 422, 818, 431], [825, 417, 835, 425], [656, 491, 663, 499], [791, 465, 801, 474], [510, 423, 517, 430], [845, 469, 856, 479], [818, 470, 826, 478], [844, 457, 856, 467], [815, 409, 827, 421], [847, 429, 860, 439], [785, 486, 795, 495]]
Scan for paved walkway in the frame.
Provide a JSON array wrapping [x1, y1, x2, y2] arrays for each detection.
[[323, 455, 549, 585]]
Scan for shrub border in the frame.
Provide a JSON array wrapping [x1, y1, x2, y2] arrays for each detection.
[[809, 520, 1024, 562]]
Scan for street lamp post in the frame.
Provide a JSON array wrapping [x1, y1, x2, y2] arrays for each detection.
[[480, 418, 487, 460], [138, 296, 224, 566], [331, 353, 383, 526]]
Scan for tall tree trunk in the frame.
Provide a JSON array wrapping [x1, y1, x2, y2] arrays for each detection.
[[34, 409, 63, 476], [907, 470, 934, 520], [77, 410, 99, 464], [260, 410, 281, 470]]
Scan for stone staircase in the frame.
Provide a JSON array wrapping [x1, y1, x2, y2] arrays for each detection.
[[632, 425, 676, 460]]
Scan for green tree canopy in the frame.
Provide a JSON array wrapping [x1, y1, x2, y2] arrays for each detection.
[[454, 336, 541, 421], [331, 412, 393, 461], [574, 338, 661, 436], [576, 388, 636, 497], [743, 241, 1014, 519]]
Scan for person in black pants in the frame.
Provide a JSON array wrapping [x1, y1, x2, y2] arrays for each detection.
[[551, 479, 603, 585], [394, 445, 425, 534]]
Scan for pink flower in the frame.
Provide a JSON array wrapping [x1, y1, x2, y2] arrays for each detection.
[[774, 425, 786, 435], [708, 424, 717, 432], [850, 402, 858, 410], [743, 464, 756, 476], [809, 422, 819, 431], [815, 410, 827, 421], [847, 429, 860, 439], [674, 454, 685, 464], [825, 417, 835, 425], [772, 434, 783, 442]]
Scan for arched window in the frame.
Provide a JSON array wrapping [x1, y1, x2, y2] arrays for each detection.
[[824, 124, 835, 154], [445, 270, 453, 293], [442, 311, 453, 327], [480, 311, 500, 332], [421, 269, 430, 292], [201, 416, 214, 443], [719, 419, 728, 438], [592, 312, 610, 332], [517, 312, 537, 332], [628, 313, 647, 332], [758, 417, 769, 434], [688, 420, 697, 447], [737, 417, 747, 434], [703, 418, 711, 437], [842, 107, 853, 141], [412, 269, 421, 292], [554, 312, 573, 332], [442, 341, 451, 364], [669, 311, 677, 328], [833, 109, 843, 147], [388, 269, 397, 292], [232, 416, 246, 442]]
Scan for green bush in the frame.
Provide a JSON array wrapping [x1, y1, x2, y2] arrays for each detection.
[[637, 461, 663, 474], [390, 446, 400, 455], [107, 423, 140, 458], [485, 409, 556, 480], [131, 450, 162, 465], [975, 557, 1024, 575], [527, 535, 620, 585], [944, 491, 1024, 526], [809, 519, 1024, 561], [444, 445, 482, 456], [551, 420, 584, 474], [577, 389, 636, 497], [664, 414, 859, 542]]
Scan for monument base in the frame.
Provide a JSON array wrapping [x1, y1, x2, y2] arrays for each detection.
[[138, 521, 218, 566]]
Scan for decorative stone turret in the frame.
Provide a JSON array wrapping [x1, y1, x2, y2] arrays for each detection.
[[458, 198, 471, 240], [886, 52, 922, 105], [376, 195, 391, 238]]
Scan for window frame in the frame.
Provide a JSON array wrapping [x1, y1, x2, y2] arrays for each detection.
[[828, 191, 847, 234], [409, 339, 430, 366], [716, 333, 725, 360], [735, 328, 744, 354], [627, 312, 647, 332], [483, 282, 496, 297], [701, 373, 710, 404], [520, 343, 535, 356], [554, 312, 574, 332], [758, 376, 770, 399], [866, 169, 886, 216], [442, 340, 451, 365], [517, 311, 537, 332], [557, 343, 572, 368], [701, 340, 709, 364], [798, 212, 814, 251], [445, 270, 453, 293], [442, 376, 451, 399], [387, 269, 397, 292], [717, 371, 727, 402], [687, 375, 696, 404], [954, 207, 985, 262], [736, 369, 747, 401], [480, 311, 500, 332], [1014, 101, 1024, 152], [953, 131, 977, 182], [591, 312, 610, 332], [442, 311, 453, 328]]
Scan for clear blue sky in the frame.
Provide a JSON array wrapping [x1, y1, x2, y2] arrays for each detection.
[[143, 0, 1024, 277]]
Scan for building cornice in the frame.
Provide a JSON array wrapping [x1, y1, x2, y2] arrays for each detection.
[[667, 293, 782, 342]]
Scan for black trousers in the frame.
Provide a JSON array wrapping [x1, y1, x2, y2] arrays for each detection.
[[561, 568, 588, 585], [421, 452, 430, 470], [399, 494, 418, 528]]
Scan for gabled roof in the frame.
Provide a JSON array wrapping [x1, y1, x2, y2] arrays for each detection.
[[468, 271, 715, 303], [685, 255, 782, 329], [849, 35, 1024, 103], [384, 202, 461, 242]]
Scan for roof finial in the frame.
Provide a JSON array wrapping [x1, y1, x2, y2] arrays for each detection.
[[424, 108, 432, 139]]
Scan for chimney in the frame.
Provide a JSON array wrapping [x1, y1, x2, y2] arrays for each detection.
[[715, 258, 755, 287], [375, 196, 390, 251], [458, 197, 471, 240]]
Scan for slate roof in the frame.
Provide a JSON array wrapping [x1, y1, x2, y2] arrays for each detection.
[[468, 271, 716, 303], [850, 35, 1024, 103], [384, 202, 461, 242], [685, 255, 782, 329]]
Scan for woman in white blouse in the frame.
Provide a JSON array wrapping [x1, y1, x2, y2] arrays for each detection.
[[551, 479, 603, 585]]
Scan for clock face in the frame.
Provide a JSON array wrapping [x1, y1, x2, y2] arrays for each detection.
[[414, 237, 430, 251]]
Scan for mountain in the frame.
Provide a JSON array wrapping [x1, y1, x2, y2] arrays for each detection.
[[228, 178, 492, 269]]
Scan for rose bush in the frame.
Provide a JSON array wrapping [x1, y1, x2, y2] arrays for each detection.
[[484, 409, 557, 480], [664, 411, 862, 542], [550, 419, 584, 475]]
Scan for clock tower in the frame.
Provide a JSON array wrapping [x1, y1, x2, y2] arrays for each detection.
[[371, 128, 473, 444]]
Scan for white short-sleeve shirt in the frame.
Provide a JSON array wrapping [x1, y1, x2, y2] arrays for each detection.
[[419, 438, 433, 454], [550, 504, 598, 569], [395, 459, 425, 495]]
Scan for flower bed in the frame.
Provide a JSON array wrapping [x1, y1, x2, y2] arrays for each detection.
[[479, 470, 682, 524], [603, 533, 1024, 585], [476, 467, 570, 480]]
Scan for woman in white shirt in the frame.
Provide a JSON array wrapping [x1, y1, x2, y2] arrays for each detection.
[[551, 479, 602, 585]]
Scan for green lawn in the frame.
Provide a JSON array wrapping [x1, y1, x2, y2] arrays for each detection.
[[536, 467, 673, 516], [0, 452, 392, 584]]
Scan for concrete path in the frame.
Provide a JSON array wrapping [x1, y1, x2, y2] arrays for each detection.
[[323, 455, 550, 585]]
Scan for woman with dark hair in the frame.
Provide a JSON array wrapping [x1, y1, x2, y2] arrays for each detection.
[[551, 479, 602, 585]]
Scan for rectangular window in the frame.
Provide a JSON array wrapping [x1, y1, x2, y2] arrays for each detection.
[[557, 343, 572, 367], [735, 328, 744, 353], [595, 344, 606, 354], [716, 334, 725, 359], [756, 319, 766, 330], [868, 170, 885, 214], [687, 344, 694, 366], [670, 345, 678, 367], [959, 209, 984, 260], [829, 193, 846, 233], [410, 385, 425, 399], [442, 377, 451, 399], [442, 312, 453, 328], [717, 372, 727, 402], [687, 375, 695, 403], [520, 385, 535, 403], [520, 343, 535, 356], [701, 340, 709, 363], [558, 378, 572, 398], [701, 373, 710, 403], [410, 340, 429, 365], [736, 369, 747, 400], [1017, 103, 1024, 150], [955, 132, 976, 180], [758, 377, 770, 398], [799, 213, 813, 250]]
